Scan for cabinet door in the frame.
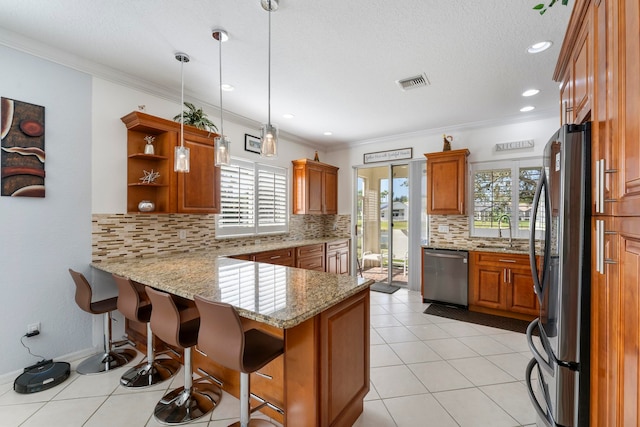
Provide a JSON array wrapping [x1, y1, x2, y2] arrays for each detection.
[[471, 264, 505, 310], [505, 267, 539, 317], [337, 248, 350, 275], [177, 136, 220, 213], [323, 168, 338, 214], [425, 149, 468, 215], [572, 5, 593, 124], [306, 165, 324, 214]]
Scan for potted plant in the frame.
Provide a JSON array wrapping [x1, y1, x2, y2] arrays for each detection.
[[173, 102, 218, 132]]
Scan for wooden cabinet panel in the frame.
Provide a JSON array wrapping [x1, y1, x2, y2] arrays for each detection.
[[254, 248, 295, 267], [425, 149, 469, 215], [296, 243, 325, 271], [326, 239, 350, 275], [177, 131, 220, 213], [468, 251, 537, 321], [292, 159, 339, 215], [572, 5, 593, 124]]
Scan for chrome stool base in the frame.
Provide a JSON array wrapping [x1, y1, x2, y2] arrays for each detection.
[[76, 348, 136, 375], [153, 380, 222, 424], [229, 419, 279, 427], [120, 358, 180, 388]]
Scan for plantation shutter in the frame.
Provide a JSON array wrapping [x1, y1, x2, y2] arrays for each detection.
[[257, 164, 288, 234]]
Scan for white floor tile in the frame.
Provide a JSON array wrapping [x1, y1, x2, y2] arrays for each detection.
[[369, 328, 385, 345], [370, 344, 404, 368], [405, 324, 451, 340], [0, 402, 44, 426], [486, 352, 531, 381], [426, 338, 479, 359], [490, 331, 531, 352], [383, 303, 414, 314], [437, 321, 487, 337], [370, 314, 403, 328], [376, 326, 420, 343], [352, 399, 396, 427], [369, 304, 390, 315], [392, 311, 433, 326], [481, 382, 537, 425], [84, 390, 166, 427], [448, 357, 516, 386], [21, 396, 107, 427], [457, 335, 515, 356], [370, 365, 428, 398], [364, 381, 380, 401], [384, 394, 458, 427], [408, 360, 473, 392], [389, 341, 441, 364], [434, 387, 519, 427]]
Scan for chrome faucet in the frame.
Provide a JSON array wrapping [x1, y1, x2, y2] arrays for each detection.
[[497, 214, 513, 248]]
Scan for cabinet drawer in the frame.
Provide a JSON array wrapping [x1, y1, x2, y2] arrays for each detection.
[[326, 239, 349, 252], [473, 251, 530, 267], [296, 243, 325, 258], [297, 255, 325, 271], [254, 248, 295, 266]]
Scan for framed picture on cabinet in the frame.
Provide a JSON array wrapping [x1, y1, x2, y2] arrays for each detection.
[[244, 134, 261, 154]]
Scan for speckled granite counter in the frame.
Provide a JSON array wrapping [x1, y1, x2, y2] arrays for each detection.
[[92, 240, 370, 329]]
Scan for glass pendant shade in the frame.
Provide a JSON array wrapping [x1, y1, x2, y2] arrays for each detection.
[[174, 145, 190, 172], [260, 124, 278, 157], [214, 135, 231, 166]]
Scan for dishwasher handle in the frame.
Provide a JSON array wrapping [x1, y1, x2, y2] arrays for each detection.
[[424, 252, 467, 260]]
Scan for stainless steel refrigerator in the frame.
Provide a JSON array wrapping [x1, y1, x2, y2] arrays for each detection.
[[525, 123, 591, 427]]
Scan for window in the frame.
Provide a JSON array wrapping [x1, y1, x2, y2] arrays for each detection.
[[470, 159, 542, 239], [217, 158, 288, 237]]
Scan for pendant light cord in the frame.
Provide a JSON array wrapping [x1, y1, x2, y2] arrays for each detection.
[[267, 0, 272, 126], [219, 34, 224, 136], [180, 58, 185, 148]]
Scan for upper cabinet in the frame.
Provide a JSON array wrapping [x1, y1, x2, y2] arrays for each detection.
[[291, 159, 339, 215], [121, 111, 220, 214], [424, 149, 470, 215]]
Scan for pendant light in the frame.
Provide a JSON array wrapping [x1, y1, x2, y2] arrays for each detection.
[[260, 0, 279, 157], [174, 52, 191, 172], [213, 29, 231, 166]]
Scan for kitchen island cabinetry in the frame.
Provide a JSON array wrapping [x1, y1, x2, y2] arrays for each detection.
[[468, 251, 538, 320], [121, 111, 220, 214], [292, 159, 338, 215], [93, 254, 372, 426], [424, 149, 469, 215]]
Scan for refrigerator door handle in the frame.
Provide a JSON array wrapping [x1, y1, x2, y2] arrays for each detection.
[[526, 358, 554, 427], [526, 318, 554, 377], [530, 170, 550, 303]]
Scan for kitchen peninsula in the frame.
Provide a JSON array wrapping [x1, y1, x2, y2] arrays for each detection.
[[92, 247, 373, 427]]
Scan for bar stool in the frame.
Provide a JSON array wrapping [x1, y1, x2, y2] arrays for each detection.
[[145, 287, 222, 424], [68, 269, 136, 375], [194, 295, 284, 427], [112, 274, 180, 388]]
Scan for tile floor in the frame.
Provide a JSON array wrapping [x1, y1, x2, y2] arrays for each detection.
[[0, 288, 538, 426]]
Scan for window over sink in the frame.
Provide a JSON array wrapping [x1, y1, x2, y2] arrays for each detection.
[[470, 158, 542, 239], [216, 158, 288, 237]]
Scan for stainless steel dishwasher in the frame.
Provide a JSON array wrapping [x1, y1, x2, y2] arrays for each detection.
[[422, 248, 468, 307]]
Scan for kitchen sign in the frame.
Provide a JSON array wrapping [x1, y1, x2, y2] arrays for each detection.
[[363, 148, 412, 164]]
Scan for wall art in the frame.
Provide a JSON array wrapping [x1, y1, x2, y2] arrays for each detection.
[[1, 98, 46, 197]]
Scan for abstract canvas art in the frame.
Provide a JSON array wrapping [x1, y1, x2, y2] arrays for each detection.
[[1, 98, 46, 197]]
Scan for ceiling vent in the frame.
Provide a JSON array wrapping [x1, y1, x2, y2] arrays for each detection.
[[396, 74, 430, 91]]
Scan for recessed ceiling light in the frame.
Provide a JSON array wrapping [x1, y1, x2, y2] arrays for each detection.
[[323, 131, 333, 136], [527, 41, 552, 53], [221, 84, 234, 91], [522, 89, 540, 97], [520, 106, 535, 112], [282, 113, 294, 119]]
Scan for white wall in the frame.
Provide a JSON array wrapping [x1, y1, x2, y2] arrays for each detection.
[[92, 78, 319, 214], [0, 45, 93, 376], [324, 116, 559, 215]]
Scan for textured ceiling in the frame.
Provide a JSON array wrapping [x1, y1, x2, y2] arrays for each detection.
[[0, 0, 573, 148]]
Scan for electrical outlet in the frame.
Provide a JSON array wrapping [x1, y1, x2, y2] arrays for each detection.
[[178, 230, 187, 239], [438, 225, 450, 233], [27, 323, 40, 334]]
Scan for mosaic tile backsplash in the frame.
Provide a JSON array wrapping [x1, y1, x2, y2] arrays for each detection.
[[92, 213, 351, 262]]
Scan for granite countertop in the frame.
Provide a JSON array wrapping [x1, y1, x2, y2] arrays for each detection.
[[214, 237, 347, 257], [422, 242, 530, 255], [92, 243, 371, 330]]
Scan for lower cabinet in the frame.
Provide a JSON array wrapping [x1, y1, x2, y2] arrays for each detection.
[[296, 243, 325, 271], [253, 248, 295, 267], [326, 239, 350, 275], [468, 251, 539, 320]]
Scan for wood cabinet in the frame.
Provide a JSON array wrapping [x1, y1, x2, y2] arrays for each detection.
[[253, 247, 295, 267], [424, 149, 470, 215], [296, 243, 325, 271], [556, 0, 640, 423], [292, 159, 338, 215], [121, 111, 220, 214], [468, 251, 538, 320], [326, 239, 350, 275]]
